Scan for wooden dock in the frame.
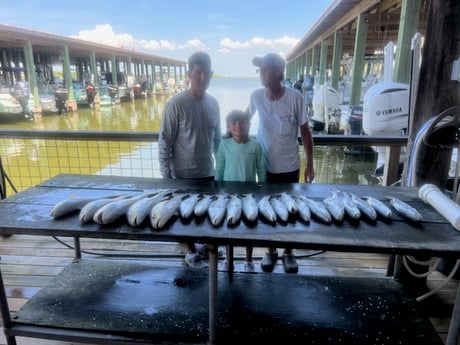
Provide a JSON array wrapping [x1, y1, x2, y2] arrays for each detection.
[[0, 234, 458, 344]]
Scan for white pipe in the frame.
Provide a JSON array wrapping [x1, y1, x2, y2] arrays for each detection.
[[419, 183, 460, 231]]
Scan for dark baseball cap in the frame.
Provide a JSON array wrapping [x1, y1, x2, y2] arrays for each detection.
[[252, 53, 285, 69]]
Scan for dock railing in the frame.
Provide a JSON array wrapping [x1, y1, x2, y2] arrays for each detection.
[[0, 129, 408, 196]]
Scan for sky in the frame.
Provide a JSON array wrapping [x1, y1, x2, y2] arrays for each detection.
[[1, 0, 333, 77]]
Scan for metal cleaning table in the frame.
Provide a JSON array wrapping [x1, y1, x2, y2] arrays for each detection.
[[0, 173, 458, 345]]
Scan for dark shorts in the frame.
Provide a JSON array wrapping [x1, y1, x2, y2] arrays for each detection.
[[266, 170, 300, 184]]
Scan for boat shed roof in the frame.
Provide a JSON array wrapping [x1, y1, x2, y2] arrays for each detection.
[[0, 23, 185, 67], [286, 0, 428, 62]]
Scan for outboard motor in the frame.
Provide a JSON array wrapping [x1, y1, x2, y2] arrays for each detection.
[[362, 82, 409, 176], [293, 77, 303, 93], [11, 82, 32, 119], [107, 85, 118, 102], [133, 83, 142, 98], [302, 76, 314, 117], [54, 87, 69, 115], [85, 83, 98, 106], [348, 105, 364, 135]]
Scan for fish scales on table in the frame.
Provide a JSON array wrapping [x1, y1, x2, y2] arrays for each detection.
[[294, 196, 311, 222], [336, 190, 361, 219], [349, 193, 377, 221], [127, 190, 172, 227], [50, 194, 125, 218], [241, 194, 258, 222], [93, 191, 157, 225], [364, 196, 392, 218], [150, 195, 182, 229], [226, 194, 242, 225], [269, 196, 289, 222], [323, 191, 345, 221], [280, 192, 298, 214], [299, 196, 331, 223], [194, 194, 213, 217], [179, 193, 200, 219], [258, 195, 277, 222], [208, 194, 228, 226], [386, 195, 423, 222]]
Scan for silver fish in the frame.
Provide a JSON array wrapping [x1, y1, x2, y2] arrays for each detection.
[[179, 193, 200, 218], [208, 194, 228, 226], [294, 196, 311, 222], [127, 190, 171, 226], [280, 192, 298, 214], [299, 196, 331, 223], [93, 191, 155, 225], [79, 196, 132, 224], [323, 191, 345, 221], [226, 195, 242, 225], [242, 194, 258, 222], [364, 196, 392, 218], [336, 190, 361, 219], [350, 193, 377, 220], [386, 196, 422, 222], [194, 194, 213, 217], [150, 195, 182, 229], [258, 195, 277, 222], [50, 194, 122, 218], [269, 196, 289, 222]]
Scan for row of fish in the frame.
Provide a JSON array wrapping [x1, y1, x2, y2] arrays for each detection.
[[49, 188, 423, 229]]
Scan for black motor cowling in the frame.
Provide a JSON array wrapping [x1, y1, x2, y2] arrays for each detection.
[[85, 84, 98, 106], [54, 88, 69, 115]]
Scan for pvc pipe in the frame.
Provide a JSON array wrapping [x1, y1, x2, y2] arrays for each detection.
[[419, 184, 460, 231]]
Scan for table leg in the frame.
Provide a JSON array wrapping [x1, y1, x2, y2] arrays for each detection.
[[208, 243, 218, 345], [0, 270, 17, 345], [446, 282, 460, 345], [73, 236, 81, 259]]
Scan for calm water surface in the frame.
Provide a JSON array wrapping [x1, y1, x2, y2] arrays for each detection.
[[1, 77, 379, 186]]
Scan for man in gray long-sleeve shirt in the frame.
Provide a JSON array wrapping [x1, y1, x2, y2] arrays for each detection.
[[158, 51, 221, 267]]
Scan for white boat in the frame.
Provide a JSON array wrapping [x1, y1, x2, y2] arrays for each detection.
[[0, 83, 32, 120]]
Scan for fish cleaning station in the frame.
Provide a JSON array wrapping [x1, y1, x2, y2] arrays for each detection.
[[0, 0, 459, 345]]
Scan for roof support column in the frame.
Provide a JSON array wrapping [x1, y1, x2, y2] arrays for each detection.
[[311, 45, 318, 80], [62, 45, 76, 110], [90, 51, 97, 83], [24, 41, 40, 113], [349, 13, 368, 106], [393, 0, 421, 83], [331, 31, 342, 91], [305, 50, 311, 77], [111, 54, 117, 85], [319, 40, 328, 85]]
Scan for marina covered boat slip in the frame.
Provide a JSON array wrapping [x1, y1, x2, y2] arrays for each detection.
[[0, 174, 459, 344]]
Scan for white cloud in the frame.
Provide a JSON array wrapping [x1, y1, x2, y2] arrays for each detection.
[[220, 36, 299, 50], [70, 24, 300, 77], [71, 24, 135, 49]]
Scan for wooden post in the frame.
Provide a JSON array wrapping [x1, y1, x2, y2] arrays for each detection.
[[396, 0, 460, 292], [393, 0, 422, 84]]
